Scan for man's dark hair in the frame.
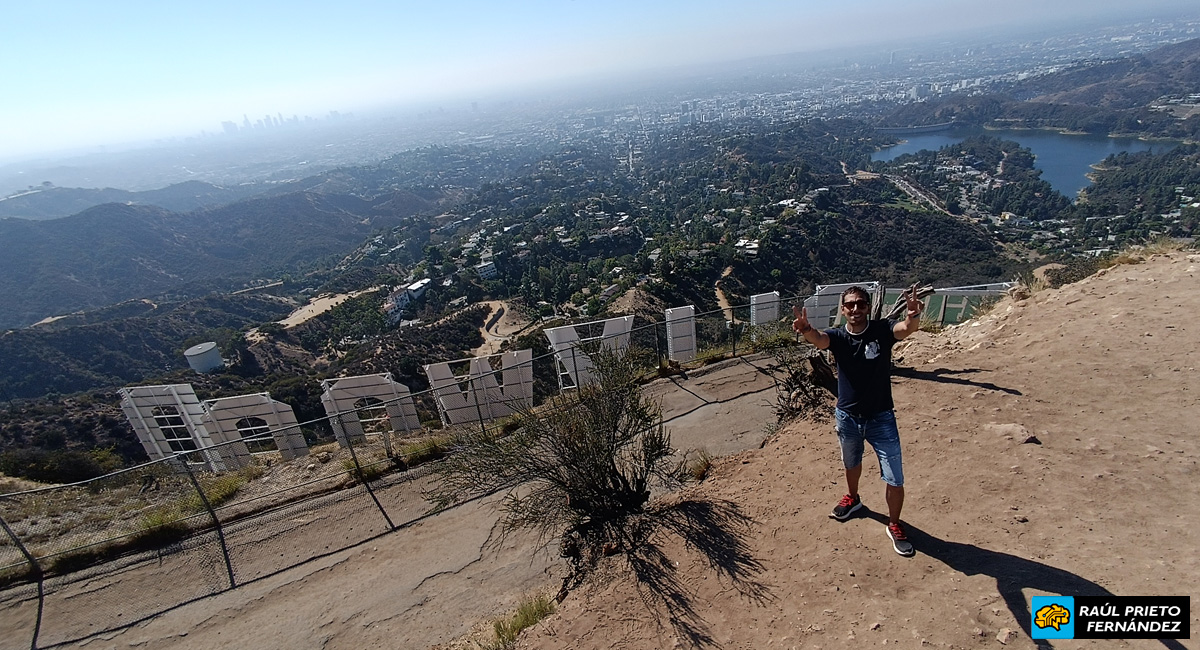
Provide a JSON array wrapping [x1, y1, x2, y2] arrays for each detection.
[[840, 286, 870, 306]]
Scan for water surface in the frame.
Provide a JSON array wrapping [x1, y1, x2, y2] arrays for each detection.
[[872, 127, 1179, 200]]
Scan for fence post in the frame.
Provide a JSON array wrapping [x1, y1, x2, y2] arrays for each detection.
[[0, 513, 44, 650], [378, 401, 395, 459], [570, 345, 581, 389], [731, 316, 738, 359], [654, 320, 662, 366], [471, 375, 488, 436], [180, 457, 237, 590], [340, 415, 396, 530]]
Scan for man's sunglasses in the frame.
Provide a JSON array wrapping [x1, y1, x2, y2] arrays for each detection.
[[841, 300, 869, 310]]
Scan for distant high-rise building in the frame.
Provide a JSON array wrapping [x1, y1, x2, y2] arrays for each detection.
[[221, 121, 239, 135]]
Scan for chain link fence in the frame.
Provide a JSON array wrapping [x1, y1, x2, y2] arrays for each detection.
[[0, 286, 1005, 648]]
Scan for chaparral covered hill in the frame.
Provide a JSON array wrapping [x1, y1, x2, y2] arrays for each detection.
[[515, 250, 1199, 650]]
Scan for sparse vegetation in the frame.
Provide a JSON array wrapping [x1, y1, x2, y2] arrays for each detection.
[[185, 468, 252, 511], [1014, 269, 1052, 296], [426, 348, 680, 575], [918, 315, 944, 334], [769, 343, 833, 424], [1034, 240, 1195, 289], [132, 506, 193, 547], [399, 435, 452, 465], [487, 593, 556, 650], [16, 505, 195, 585], [341, 453, 394, 484], [683, 448, 714, 482], [973, 294, 1003, 317]]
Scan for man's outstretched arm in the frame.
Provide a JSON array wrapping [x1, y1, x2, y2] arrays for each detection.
[[892, 286, 924, 341], [793, 305, 830, 349]]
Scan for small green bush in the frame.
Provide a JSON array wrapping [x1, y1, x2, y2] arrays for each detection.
[[400, 436, 450, 466], [489, 594, 556, 649], [186, 474, 246, 511]]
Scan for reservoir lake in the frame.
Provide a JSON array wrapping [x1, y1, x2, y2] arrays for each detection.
[[871, 127, 1179, 200]]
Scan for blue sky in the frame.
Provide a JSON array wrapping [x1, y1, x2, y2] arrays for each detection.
[[1, 0, 1195, 160]]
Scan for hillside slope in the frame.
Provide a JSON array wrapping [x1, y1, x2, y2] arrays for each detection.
[[0, 191, 397, 329], [1024, 37, 1200, 109], [520, 251, 1200, 649], [0, 181, 265, 220]]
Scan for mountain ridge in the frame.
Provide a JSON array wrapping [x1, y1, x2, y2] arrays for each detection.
[[879, 37, 1200, 139], [0, 180, 267, 221], [0, 190, 419, 329], [1022, 37, 1200, 108]]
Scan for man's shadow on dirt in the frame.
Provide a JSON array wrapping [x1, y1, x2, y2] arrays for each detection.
[[624, 498, 774, 648], [893, 366, 1023, 396], [858, 511, 1186, 650]]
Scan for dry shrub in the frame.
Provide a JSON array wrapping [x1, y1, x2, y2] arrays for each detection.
[[769, 343, 833, 424], [426, 348, 680, 572], [682, 448, 714, 482]]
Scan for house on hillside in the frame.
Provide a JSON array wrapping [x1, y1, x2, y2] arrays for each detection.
[[475, 261, 499, 280], [383, 278, 433, 323]]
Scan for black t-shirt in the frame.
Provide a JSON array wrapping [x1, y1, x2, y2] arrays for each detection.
[[824, 319, 898, 416]]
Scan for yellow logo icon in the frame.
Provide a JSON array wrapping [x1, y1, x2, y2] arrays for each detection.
[[1034, 604, 1071, 631]]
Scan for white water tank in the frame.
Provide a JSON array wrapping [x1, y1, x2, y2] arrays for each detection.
[[184, 342, 224, 373]]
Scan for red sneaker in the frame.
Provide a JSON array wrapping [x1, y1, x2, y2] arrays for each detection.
[[887, 522, 915, 556], [830, 493, 863, 520]]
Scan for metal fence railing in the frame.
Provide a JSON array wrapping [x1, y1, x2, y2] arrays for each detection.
[[0, 284, 1009, 648]]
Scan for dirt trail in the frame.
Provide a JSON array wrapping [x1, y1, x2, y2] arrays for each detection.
[[470, 300, 534, 357], [715, 265, 736, 322]]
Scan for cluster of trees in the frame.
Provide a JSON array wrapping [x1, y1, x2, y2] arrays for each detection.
[[289, 289, 389, 353], [876, 134, 1197, 250], [732, 182, 1010, 298], [1080, 144, 1200, 222], [982, 181, 1072, 222], [0, 396, 137, 483]]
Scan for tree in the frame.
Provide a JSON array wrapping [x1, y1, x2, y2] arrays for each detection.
[[423, 245, 445, 265], [426, 348, 679, 568]]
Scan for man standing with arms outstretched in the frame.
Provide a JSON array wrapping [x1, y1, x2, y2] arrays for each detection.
[[792, 285, 924, 556]]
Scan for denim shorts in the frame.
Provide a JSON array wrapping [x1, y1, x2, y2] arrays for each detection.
[[834, 408, 904, 487]]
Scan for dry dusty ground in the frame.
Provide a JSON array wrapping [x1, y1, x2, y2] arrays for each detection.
[[518, 252, 1200, 650], [32, 252, 1200, 650], [277, 288, 381, 329]]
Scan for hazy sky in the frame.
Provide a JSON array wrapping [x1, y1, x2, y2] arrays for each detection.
[[2, 0, 1195, 160]]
